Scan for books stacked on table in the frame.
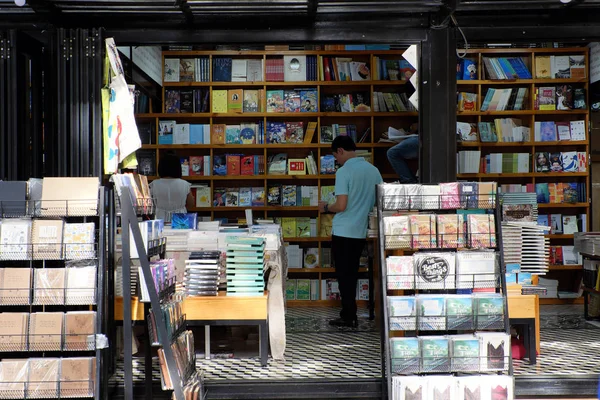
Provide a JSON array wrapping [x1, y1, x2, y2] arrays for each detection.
[[225, 236, 265, 296], [183, 251, 221, 296]]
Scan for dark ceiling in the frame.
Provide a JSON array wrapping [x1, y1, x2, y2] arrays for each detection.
[[2, 0, 600, 43]]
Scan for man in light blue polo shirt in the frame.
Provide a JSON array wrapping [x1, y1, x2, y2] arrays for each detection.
[[318, 135, 383, 327]]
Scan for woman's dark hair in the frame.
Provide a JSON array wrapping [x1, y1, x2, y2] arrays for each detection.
[[158, 154, 182, 178], [331, 135, 357, 152]]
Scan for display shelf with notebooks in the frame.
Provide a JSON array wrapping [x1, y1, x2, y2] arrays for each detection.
[[0, 179, 107, 400], [117, 187, 204, 400], [376, 182, 513, 399], [456, 47, 590, 305]]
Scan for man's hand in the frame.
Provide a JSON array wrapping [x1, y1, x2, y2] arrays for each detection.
[[318, 201, 328, 213]]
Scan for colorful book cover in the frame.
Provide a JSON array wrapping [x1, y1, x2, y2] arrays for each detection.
[[284, 90, 301, 113], [281, 217, 296, 237], [440, 182, 460, 209], [437, 214, 464, 248], [295, 217, 311, 237], [410, 214, 437, 249], [241, 155, 254, 175], [213, 155, 227, 176], [285, 122, 304, 144], [243, 90, 259, 113], [225, 125, 241, 144], [386, 256, 414, 289], [282, 185, 297, 206], [227, 89, 243, 113], [535, 152, 551, 172], [266, 121, 286, 144], [549, 152, 563, 172], [211, 124, 225, 145], [225, 188, 239, 206], [251, 187, 265, 206], [468, 214, 496, 248], [561, 151, 578, 172], [189, 156, 203, 176], [535, 183, 550, 203], [300, 90, 318, 112], [213, 188, 226, 207], [226, 155, 241, 175], [267, 184, 282, 206], [266, 90, 284, 113], [165, 89, 180, 113], [171, 213, 197, 229], [180, 157, 190, 176], [539, 121, 557, 141], [195, 186, 211, 207], [239, 125, 256, 144]]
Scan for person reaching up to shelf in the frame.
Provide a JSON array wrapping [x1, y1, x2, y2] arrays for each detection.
[[149, 153, 195, 224], [386, 123, 419, 183], [318, 135, 383, 328]]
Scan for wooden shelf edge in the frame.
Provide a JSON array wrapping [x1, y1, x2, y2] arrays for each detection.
[[539, 297, 584, 305], [549, 264, 583, 270], [286, 299, 369, 306]]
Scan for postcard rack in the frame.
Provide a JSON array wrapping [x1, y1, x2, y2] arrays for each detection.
[[0, 188, 108, 400], [117, 189, 203, 400], [376, 182, 514, 399]]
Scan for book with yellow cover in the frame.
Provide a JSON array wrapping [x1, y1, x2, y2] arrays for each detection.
[[211, 90, 228, 113], [319, 214, 333, 237]]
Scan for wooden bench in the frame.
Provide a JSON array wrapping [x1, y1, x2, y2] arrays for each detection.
[[115, 292, 269, 367]]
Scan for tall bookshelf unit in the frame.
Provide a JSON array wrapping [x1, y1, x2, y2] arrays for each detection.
[[456, 47, 590, 305], [135, 48, 418, 306]]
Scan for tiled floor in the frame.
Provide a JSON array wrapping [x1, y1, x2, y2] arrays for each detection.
[[113, 305, 600, 385]]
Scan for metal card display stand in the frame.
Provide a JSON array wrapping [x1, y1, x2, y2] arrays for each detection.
[[376, 184, 513, 399], [119, 190, 185, 400]]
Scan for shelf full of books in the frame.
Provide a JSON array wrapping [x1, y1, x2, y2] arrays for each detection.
[[116, 185, 203, 400], [0, 177, 107, 400], [456, 47, 589, 305], [376, 182, 513, 399]]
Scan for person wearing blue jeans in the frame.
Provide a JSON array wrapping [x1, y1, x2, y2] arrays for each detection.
[[387, 135, 419, 183]]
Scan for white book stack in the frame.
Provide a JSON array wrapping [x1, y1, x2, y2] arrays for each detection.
[[502, 222, 550, 274], [538, 276, 559, 298], [161, 227, 190, 251], [187, 231, 219, 251]]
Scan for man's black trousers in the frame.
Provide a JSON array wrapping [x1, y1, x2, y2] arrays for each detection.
[[332, 234, 366, 321]]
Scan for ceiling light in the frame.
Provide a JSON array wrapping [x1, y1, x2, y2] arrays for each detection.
[[14, 0, 26, 6], [560, 0, 572, 3]]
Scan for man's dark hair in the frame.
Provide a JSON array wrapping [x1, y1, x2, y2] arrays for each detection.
[[158, 154, 182, 178], [331, 135, 357, 152]]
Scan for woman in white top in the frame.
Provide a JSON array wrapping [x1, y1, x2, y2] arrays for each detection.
[[149, 154, 195, 223]]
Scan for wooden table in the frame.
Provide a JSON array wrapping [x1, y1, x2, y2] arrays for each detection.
[[507, 294, 540, 362], [115, 292, 269, 366]]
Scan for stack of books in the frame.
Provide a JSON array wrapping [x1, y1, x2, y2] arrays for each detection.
[[225, 236, 265, 296], [183, 251, 221, 296]]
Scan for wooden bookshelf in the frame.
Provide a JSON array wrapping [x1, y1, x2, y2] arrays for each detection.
[[135, 49, 414, 307], [457, 47, 590, 305]]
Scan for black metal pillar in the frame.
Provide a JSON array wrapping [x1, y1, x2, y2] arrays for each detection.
[[0, 30, 18, 181], [419, 27, 457, 184], [45, 28, 104, 178]]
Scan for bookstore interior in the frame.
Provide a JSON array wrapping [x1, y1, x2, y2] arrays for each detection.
[[5, 2, 600, 399]]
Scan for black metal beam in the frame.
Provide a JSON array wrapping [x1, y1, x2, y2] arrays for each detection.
[[26, 0, 62, 24], [307, 0, 318, 19], [107, 23, 428, 45], [419, 27, 457, 184], [176, 0, 195, 25]]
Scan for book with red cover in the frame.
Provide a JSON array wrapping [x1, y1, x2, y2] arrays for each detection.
[[226, 155, 241, 175], [241, 155, 254, 175]]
